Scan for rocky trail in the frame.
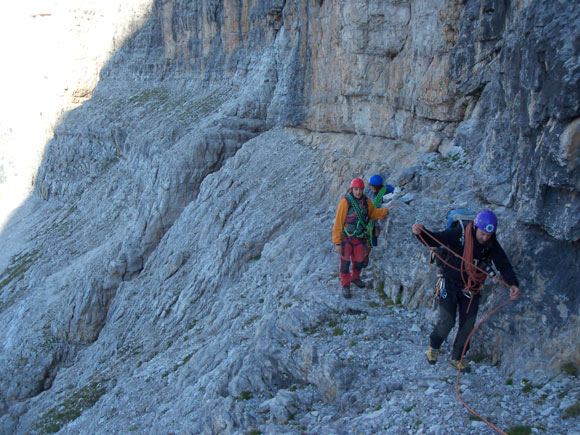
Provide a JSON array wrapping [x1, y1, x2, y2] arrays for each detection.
[[255, 268, 580, 435]]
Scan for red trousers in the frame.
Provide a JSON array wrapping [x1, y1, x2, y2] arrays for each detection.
[[339, 237, 366, 286]]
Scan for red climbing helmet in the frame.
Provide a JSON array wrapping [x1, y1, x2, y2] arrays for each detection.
[[350, 178, 364, 189]]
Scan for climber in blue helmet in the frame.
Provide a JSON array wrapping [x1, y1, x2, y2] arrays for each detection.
[[361, 174, 395, 268]]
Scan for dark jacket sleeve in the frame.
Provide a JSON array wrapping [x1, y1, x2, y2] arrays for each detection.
[[490, 240, 519, 287], [415, 226, 462, 249]]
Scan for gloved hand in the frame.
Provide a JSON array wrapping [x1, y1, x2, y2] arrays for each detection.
[[509, 286, 520, 300]]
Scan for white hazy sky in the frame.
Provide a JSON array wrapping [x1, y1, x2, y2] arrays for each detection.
[[0, 1, 152, 228]]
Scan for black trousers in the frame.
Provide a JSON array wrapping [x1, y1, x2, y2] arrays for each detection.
[[429, 279, 480, 360]]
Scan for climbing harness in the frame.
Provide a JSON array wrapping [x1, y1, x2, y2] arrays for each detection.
[[431, 274, 445, 309], [421, 222, 487, 313], [343, 194, 372, 242], [417, 226, 518, 435]]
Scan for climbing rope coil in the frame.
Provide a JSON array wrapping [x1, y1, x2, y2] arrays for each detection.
[[417, 227, 518, 435]]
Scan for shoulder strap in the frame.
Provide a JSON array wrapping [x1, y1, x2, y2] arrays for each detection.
[[372, 186, 387, 208], [459, 220, 466, 246], [345, 194, 370, 234]]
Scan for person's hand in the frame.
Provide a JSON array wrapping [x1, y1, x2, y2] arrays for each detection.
[[334, 244, 343, 256], [412, 223, 424, 235], [509, 286, 520, 300]]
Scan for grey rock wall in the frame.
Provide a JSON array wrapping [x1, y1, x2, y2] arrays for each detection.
[[0, 0, 579, 433]]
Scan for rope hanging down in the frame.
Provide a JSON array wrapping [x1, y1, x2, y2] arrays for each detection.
[[416, 227, 518, 435]]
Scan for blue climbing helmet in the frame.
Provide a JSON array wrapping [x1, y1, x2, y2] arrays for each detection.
[[369, 174, 383, 186], [474, 209, 498, 234]]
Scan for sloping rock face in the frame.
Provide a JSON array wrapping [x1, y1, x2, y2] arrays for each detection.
[[0, 0, 578, 433]]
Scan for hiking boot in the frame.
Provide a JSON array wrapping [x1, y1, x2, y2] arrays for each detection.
[[342, 286, 352, 299], [450, 359, 471, 373], [427, 346, 439, 365], [351, 279, 366, 288]]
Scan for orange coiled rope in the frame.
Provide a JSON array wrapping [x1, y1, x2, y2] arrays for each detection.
[[417, 227, 517, 435]]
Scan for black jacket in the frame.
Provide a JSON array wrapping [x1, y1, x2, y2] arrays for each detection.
[[418, 225, 519, 288]]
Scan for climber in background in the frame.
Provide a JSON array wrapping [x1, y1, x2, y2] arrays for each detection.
[[411, 210, 520, 373], [332, 178, 392, 299], [362, 174, 395, 268]]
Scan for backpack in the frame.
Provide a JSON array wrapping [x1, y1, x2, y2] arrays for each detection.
[[445, 208, 477, 245], [430, 208, 476, 266]]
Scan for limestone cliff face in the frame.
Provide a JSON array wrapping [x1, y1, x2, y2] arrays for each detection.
[[1, 0, 579, 433]]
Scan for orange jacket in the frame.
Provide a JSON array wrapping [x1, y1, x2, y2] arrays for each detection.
[[332, 196, 388, 245]]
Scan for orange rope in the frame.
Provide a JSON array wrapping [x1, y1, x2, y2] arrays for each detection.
[[416, 226, 513, 291], [455, 298, 513, 435], [417, 227, 517, 435]]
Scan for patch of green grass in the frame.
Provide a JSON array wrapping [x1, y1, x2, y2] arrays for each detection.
[[561, 362, 578, 377], [327, 272, 340, 283], [172, 353, 194, 372], [469, 353, 486, 363], [328, 319, 338, 327], [468, 415, 483, 421], [33, 380, 107, 433], [521, 380, 534, 394], [376, 281, 387, 300], [246, 315, 260, 325], [125, 85, 231, 123], [333, 326, 344, 336], [128, 87, 169, 106], [0, 249, 40, 290], [0, 249, 42, 311], [506, 378, 513, 386], [563, 401, 580, 419], [440, 154, 462, 168], [246, 430, 262, 435], [102, 155, 119, 171], [303, 326, 317, 335], [235, 391, 253, 401], [404, 404, 416, 413], [506, 425, 532, 435], [522, 384, 534, 394]]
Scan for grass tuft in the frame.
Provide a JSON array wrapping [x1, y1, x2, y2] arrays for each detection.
[[33, 380, 107, 434], [506, 425, 532, 435], [563, 401, 580, 419]]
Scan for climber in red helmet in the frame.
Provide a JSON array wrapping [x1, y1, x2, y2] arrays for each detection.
[[332, 178, 392, 299]]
